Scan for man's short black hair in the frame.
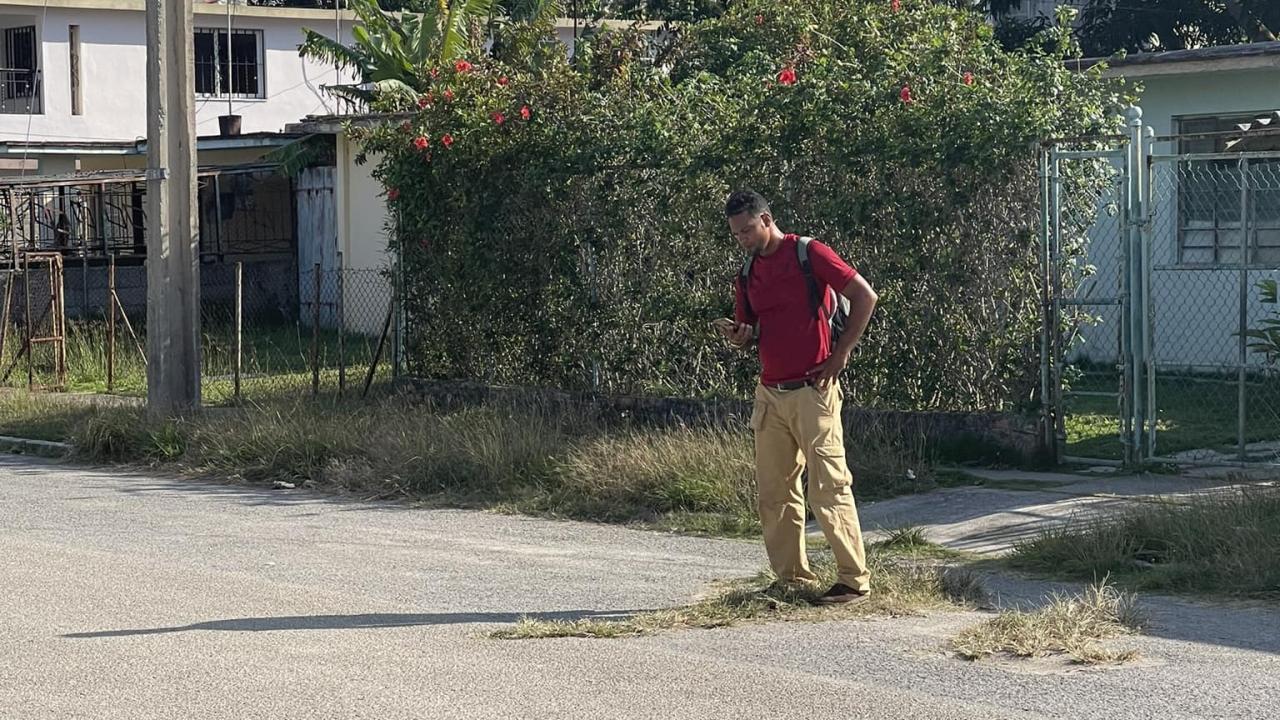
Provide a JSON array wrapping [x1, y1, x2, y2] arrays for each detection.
[[725, 190, 770, 218]]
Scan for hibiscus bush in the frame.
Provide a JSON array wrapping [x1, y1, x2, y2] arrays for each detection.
[[352, 0, 1127, 411]]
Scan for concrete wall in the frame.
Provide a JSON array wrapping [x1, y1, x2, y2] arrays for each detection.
[[333, 134, 390, 334], [1074, 68, 1280, 371], [0, 5, 352, 145]]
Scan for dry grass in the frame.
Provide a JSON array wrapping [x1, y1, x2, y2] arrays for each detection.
[[0, 388, 944, 537], [1011, 487, 1280, 596], [951, 580, 1144, 664], [491, 535, 987, 640]]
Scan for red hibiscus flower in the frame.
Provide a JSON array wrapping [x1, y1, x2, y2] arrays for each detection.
[[963, 72, 975, 86], [444, 88, 454, 102], [498, 76, 509, 86], [430, 67, 439, 78], [493, 112, 505, 126], [891, 0, 901, 11], [454, 59, 472, 73], [520, 105, 532, 121], [387, 187, 400, 201], [417, 96, 429, 109], [441, 133, 454, 148], [777, 67, 797, 86], [900, 84, 913, 103], [754, 14, 764, 26], [413, 136, 429, 150]]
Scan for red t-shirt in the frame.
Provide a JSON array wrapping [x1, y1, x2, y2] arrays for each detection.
[[734, 234, 859, 386]]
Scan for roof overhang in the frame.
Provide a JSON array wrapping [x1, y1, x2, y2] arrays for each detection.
[[1075, 41, 1280, 79], [0, 132, 305, 156]]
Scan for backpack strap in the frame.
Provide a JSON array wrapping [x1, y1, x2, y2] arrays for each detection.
[[737, 254, 755, 320], [795, 236, 826, 320]]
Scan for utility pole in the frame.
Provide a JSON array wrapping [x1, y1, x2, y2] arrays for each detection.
[[145, 0, 201, 415]]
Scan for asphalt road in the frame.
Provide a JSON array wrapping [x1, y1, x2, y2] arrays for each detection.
[[3, 455, 1278, 719]]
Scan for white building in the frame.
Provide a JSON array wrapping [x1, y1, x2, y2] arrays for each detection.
[[1002, 0, 1085, 22], [1071, 43, 1280, 371], [0, 0, 356, 173]]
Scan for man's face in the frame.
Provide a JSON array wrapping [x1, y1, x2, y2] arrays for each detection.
[[728, 211, 771, 254]]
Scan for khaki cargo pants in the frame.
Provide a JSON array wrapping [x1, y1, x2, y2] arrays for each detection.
[[750, 380, 870, 592]]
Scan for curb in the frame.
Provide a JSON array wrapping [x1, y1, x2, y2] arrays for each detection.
[[0, 435, 72, 459]]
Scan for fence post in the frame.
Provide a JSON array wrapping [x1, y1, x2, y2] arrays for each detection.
[[107, 255, 116, 393], [1238, 157, 1251, 461], [0, 269, 10, 372], [312, 262, 321, 397], [337, 262, 345, 397], [1038, 146, 1054, 459], [23, 255, 32, 390], [1124, 106, 1148, 467], [234, 260, 242, 402], [1049, 150, 1065, 460]]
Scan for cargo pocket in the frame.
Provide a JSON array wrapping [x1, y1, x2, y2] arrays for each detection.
[[811, 444, 852, 493]]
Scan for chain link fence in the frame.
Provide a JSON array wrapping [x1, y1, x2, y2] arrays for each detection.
[[1046, 121, 1280, 466], [0, 259, 395, 403], [1147, 150, 1280, 463]]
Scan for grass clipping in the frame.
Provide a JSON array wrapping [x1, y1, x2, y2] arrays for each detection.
[[952, 580, 1144, 665], [491, 530, 986, 640]]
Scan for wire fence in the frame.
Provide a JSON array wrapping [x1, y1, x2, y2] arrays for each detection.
[[0, 259, 396, 404], [1046, 130, 1280, 465], [1147, 153, 1280, 464]]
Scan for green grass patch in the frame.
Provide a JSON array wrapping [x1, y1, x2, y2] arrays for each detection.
[[952, 580, 1143, 664], [2, 319, 392, 403], [491, 536, 988, 640], [1009, 487, 1280, 596], [1064, 369, 1280, 460]]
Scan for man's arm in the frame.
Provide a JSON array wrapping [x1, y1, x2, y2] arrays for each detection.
[[808, 274, 878, 385], [722, 275, 757, 349]]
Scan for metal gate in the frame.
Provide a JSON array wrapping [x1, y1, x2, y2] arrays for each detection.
[[1044, 106, 1280, 467], [1042, 110, 1144, 465]]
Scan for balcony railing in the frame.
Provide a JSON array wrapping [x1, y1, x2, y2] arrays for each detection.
[[0, 68, 42, 115]]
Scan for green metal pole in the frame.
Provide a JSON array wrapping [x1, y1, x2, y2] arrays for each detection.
[[1239, 157, 1251, 461], [1039, 146, 1054, 457]]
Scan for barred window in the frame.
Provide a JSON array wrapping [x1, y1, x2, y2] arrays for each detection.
[[194, 28, 264, 99], [1177, 115, 1280, 266]]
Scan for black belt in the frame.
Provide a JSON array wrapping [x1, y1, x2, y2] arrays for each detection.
[[765, 379, 815, 392]]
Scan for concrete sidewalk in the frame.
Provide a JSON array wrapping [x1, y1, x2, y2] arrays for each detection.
[[852, 467, 1271, 555]]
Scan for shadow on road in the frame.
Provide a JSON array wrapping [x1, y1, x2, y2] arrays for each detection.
[[62, 609, 646, 639]]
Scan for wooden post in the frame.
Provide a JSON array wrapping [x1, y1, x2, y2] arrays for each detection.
[[54, 256, 66, 387], [234, 260, 242, 401], [311, 262, 321, 396], [23, 256, 32, 390], [337, 265, 345, 397], [107, 255, 116, 392], [0, 269, 11, 369], [363, 297, 393, 399]]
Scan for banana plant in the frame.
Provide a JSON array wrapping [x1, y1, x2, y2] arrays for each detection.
[[1243, 278, 1280, 365], [298, 0, 499, 107]]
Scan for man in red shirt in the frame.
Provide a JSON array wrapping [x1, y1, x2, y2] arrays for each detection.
[[718, 190, 879, 604]]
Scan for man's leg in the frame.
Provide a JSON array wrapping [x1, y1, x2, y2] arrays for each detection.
[[796, 381, 870, 593], [752, 385, 817, 584]]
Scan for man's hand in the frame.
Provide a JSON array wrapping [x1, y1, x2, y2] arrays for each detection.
[[807, 347, 850, 390], [716, 320, 754, 348]]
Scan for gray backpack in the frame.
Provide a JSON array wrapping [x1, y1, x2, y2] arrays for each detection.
[[737, 236, 851, 345]]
